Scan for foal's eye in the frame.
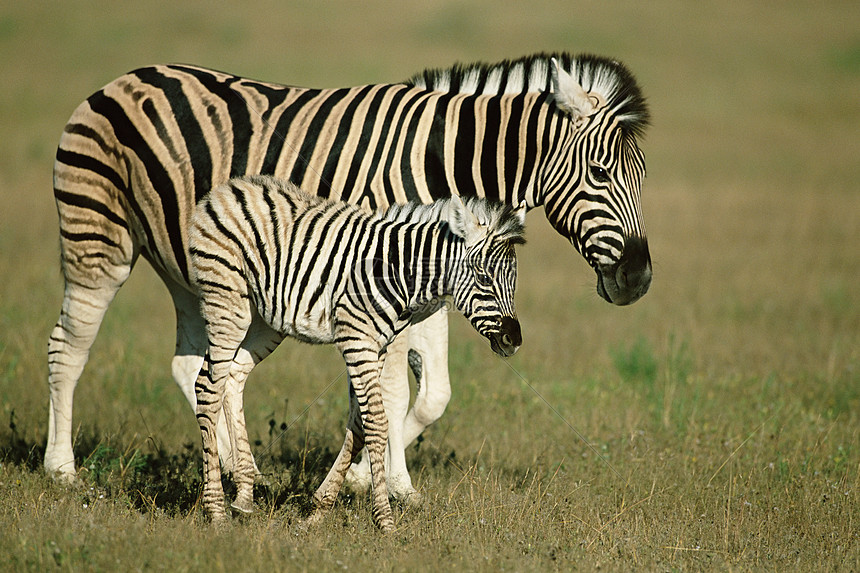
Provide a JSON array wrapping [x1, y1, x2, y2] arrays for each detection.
[[476, 272, 494, 287], [589, 165, 611, 183]]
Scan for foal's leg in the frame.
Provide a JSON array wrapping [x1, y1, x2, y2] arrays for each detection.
[[225, 316, 284, 515], [346, 312, 450, 504], [346, 330, 417, 500], [194, 353, 229, 522], [196, 288, 253, 522], [309, 386, 365, 523], [324, 336, 393, 531], [164, 279, 241, 473]]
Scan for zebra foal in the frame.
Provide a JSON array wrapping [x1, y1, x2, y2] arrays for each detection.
[[188, 175, 525, 529]]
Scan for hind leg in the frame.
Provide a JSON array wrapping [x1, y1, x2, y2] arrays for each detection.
[[46, 267, 132, 479], [196, 288, 254, 522], [166, 280, 244, 474], [224, 314, 284, 515], [169, 281, 281, 490], [401, 310, 451, 446]]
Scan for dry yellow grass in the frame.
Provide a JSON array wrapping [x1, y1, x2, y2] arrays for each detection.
[[1, 1, 858, 570]]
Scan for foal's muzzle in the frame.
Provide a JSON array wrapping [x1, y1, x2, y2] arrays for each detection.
[[488, 316, 522, 357]]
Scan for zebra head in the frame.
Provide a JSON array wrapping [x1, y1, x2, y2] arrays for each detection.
[[448, 195, 526, 357], [541, 56, 652, 306]]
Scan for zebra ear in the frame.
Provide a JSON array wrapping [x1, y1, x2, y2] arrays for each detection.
[[448, 194, 484, 243], [513, 201, 527, 226], [550, 58, 596, 120]]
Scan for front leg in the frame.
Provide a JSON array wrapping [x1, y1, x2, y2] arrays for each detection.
[[346, 330, 418, 501], [402, 310, 452, 445], [336, 342, 394, 531], [309, 386, 365, 521]]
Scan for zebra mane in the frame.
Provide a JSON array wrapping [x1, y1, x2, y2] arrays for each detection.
[[379, 197, 526, 246], [405, 52, 649, 139]]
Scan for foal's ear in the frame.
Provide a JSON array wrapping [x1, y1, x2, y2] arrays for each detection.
[[513, 201, 527, 227], [448, 194, 484, 243]]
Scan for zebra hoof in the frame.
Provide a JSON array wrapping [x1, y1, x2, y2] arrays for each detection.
[[300, 508, 327, 530], [47, 468, 79, 485], [396, 488, 424, 508], [376, 517, 395, 533], [230, 499, 255, 516], [207, 508, 229, 526]]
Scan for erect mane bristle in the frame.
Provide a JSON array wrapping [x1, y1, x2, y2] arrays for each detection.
[[378, 197, 526, 246], [378, 200, 448, 225], [462, 197, 527, 246], [405, 52, 649, 140]]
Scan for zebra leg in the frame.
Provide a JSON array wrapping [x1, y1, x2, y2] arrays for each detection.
[[350, 348, 393, 531], [308, 387, 365, 525], [345, 330, 418, 502], [220, 351, 256, 516], [165, 280, 240, 474], [401, 310, 452, 445], [225, 317, 284, 515], [195, 352, 229, 522], [378, 332, 419, 502], [196, 291, 253, 522], [46, 266, 133, 480]]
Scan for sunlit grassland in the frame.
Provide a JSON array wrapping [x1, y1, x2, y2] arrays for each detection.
[[1, 1, 859, 571]]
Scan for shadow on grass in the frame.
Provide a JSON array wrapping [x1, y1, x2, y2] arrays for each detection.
[[0, 415, 343, 517], [0, 413, 461, 519]]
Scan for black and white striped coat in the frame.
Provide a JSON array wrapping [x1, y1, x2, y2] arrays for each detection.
[[47, 54, 651, 499], [188, 175, 525, 529]]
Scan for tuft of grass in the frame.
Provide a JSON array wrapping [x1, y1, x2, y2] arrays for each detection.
[[610, 334, 695, 430], [610, 336, 658, 387]]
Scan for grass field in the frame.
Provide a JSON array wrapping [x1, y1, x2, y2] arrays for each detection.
[[1, 1, 859, 570]]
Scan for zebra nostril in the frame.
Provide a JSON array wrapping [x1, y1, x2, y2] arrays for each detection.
[[502, 333, 512, 347]]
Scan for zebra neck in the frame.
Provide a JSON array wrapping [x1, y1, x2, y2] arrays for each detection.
[[434, 90, 551, 207], [395, 224, 463, 321]]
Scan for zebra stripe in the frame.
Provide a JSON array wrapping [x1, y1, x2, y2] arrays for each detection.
[[189, 175, 524, 528], [46, 53, 651, 492]]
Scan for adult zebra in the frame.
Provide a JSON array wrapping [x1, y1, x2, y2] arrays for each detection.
[[189, 175, 525, 529], [47, 53, 652, 499]]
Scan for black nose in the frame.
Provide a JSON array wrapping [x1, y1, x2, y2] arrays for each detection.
[[489, 316, 521, 357], [617, 236, 652, 297], [596, 236, 652, 306], [500, 316, 521, 347]]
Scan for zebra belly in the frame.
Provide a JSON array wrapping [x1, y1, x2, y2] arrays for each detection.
[[264, 303, 337, 345]]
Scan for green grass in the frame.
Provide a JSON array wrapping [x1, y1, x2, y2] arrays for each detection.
[[2, 1, 859, 571]]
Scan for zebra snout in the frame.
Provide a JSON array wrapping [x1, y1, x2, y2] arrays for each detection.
[[596, 236, 652, 306], [489, 316, 521, 357]]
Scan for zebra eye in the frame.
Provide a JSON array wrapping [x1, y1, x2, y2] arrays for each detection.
[[589, 165, 611, 184], [475, 272, 494, 287]]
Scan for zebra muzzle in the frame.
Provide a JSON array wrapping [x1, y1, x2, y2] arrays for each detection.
[[488, 316, 522, 357], [595, 236, 652, 306]]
